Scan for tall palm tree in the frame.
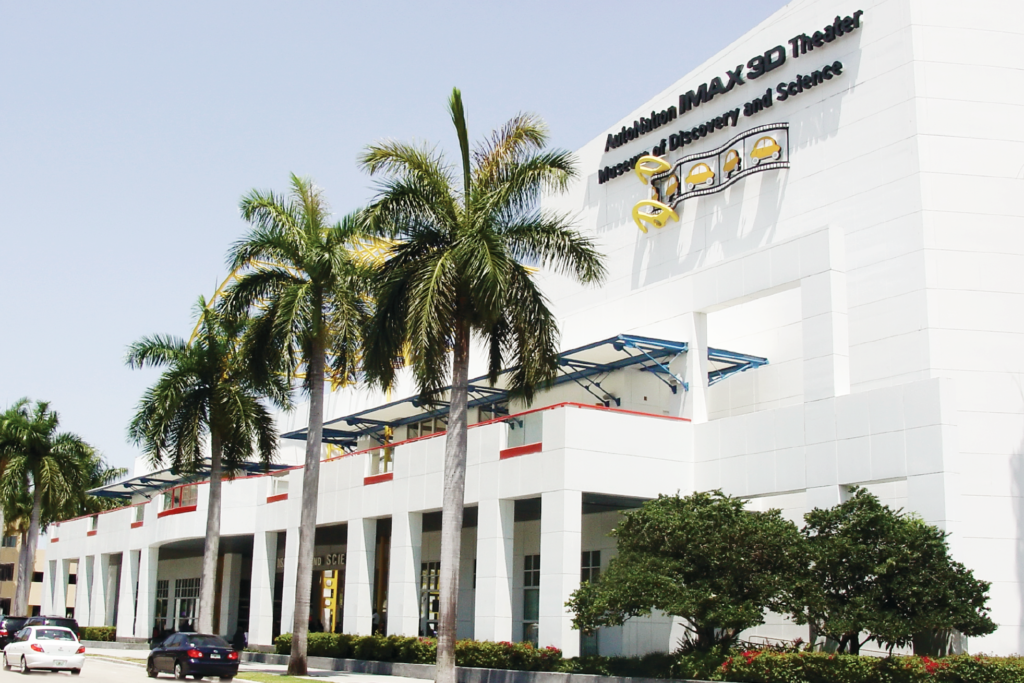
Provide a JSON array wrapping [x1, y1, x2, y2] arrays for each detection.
[[0, 399, 90, 616], [71, 449, 129, 515], [359, 88, 606, 683], [127, 299, 288, 634], [223, 177, 369, 675]]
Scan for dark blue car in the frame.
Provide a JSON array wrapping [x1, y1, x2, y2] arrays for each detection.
[[147, 633, 239, 681]]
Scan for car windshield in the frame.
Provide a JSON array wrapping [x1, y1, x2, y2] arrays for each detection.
[[3, 619, 27, 629], [185, 635, 229, 648], [36, 629, 75, 641]]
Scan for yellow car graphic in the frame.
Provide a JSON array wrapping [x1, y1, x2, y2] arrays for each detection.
[[685, 163, 715, 190], [750, 136, 781, 164], [665, 174, 679, 197], [723, 149, 741, 176]]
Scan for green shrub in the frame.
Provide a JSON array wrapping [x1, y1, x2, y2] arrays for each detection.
[[271, 635, 1024, 683], [79, 626, 116, 642]]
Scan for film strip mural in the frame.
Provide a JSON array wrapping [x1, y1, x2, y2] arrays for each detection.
[[631, 122, 789, 232]]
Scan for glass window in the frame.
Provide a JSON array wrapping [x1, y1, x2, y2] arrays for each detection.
[[174, 578, 201, 631], [419, 562, 440, 637], [134, 505, 145, 523], [0, 564, 14, 581], [580, 551, 601, 656], [155, 579, 170, 629], [1, 536, 17, 548], [36, 629, 75, 641], [523, 554, 540, 645], [507, 412, 543, 449]]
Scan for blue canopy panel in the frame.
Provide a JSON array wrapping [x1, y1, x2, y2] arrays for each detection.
[[283, 334, 767, 450], [88, 459, 293, 500]]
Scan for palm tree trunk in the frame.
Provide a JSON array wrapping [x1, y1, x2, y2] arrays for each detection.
[[14, 529, 30, 617], [198, 432, 223, 634], [15, 482, 43, 617], [435, 320, 471, 683], [288, 334, 326, 676]]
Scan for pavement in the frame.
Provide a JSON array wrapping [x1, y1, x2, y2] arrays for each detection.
[[79, 648, 425, 683]]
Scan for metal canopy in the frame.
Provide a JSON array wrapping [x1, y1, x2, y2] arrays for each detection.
[[284, 334, 768, 449], [89, 459, 293, 500]]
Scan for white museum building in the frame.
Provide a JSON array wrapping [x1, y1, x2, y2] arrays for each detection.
[[41, 0, 1024, 657]]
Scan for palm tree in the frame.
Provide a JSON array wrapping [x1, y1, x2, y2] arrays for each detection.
[[359, 88, 606, 683], [0, 399, 91, 616], [72, 449, 129, 515], [223, 176, 369, 675], [127, 299, 288, 634]]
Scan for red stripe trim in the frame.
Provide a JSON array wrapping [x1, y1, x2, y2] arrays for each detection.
[[266, 493, 288, 503], [363, 472, 393, 485], [50, 538, 59, 543], [86, 530, 97, 536], [157, 505, 197, 518], [131, 521, 144, 529], [499, 442, 543, 459]]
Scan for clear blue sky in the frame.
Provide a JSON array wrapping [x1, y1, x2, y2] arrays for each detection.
[[0, 0, 788, 472]]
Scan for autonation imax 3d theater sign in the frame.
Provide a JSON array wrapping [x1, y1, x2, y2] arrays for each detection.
[[595, 9, 864, 230]]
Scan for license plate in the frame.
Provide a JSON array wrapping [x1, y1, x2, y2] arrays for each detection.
[[53, 660, 66, 666], [210, 654, 221, 659]]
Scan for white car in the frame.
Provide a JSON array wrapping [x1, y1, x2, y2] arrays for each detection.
[[2, 625, 85, 674]]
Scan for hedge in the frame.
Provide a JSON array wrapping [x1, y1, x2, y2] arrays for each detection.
[[273, 633, 562, 671], [272, 635, 1024, 683], [79, 626, 116, 642]]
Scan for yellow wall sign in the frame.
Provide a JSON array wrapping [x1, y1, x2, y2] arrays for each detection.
[[631, 122, 789, 232]]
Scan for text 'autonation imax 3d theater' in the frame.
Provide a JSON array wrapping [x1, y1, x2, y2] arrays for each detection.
[[42, 0, 1024, 657]]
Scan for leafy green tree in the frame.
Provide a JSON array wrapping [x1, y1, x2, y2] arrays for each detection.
[[567, 491, 804, 652], [224, 178, 368, 675], [127, 299, 288, 634], [0, 399, 90, 616], [71, 449, 128, 515], [359, 88, 606, 683], [794, 487, 995, 654]]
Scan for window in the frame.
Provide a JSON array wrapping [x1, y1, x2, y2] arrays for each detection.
[[523, 554, 540, 645], [407, 417, 445, 440], [154, 580, 169, 629], [134, 505, 145, 523], [174, 578, 201, 631], [1, 536, 17, 548], [369, 447, 394, 476], [0, 564, 13, 581], [507, 412, 543, 449], [32, 572, 43, 583], [88, 515, 98, 532], [162, 484, 198, 513], [271, 476, 289, 497], [580, 551, 601, 656], [68, 574, 77, 585], [419, 562, 440, 637]]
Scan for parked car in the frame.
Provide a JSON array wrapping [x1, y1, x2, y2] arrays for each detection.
[[2, 625, 85, 674], [147, 632, 239, 681], [25, 615, 81, 638], [0, 616, 28, 649]]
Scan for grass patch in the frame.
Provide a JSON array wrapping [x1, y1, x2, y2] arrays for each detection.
[[236, 673, 322, 683], [85, 654, 146, 664]]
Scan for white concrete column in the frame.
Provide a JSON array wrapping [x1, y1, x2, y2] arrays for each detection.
[[386, 512, 422, 636], [682, 312, 709, 423], [52, 559, 70, 618], [218, 553, 243, 636], [343, 518, 375, 635], [248, 532, 278, 646], [73, 556, 89, 622], [801, 268, 850, 402], [475, 498, 515, 642], [115, 550, 139, 639], [538, 490, 582, 657], [279, 528, 300, 635], [133, 547, 159, 639], [41, 560, 55, 616], [90, 555, 109, 626]]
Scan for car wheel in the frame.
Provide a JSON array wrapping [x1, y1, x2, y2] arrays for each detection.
[[174, 661, 187, 680], [3, 653, 10, 670], [148, 664, 159, 678], [704, 178, 714, 186], [686, 183, 694, 191], [20, 655, 29, 674], [771, 151, 780, 160], [72, 669, 81, 676]]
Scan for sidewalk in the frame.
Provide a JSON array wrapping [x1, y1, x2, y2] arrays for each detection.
[[84, 647, 425, 683]]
